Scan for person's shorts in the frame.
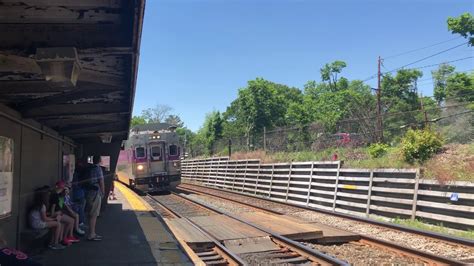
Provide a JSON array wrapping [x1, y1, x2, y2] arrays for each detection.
[[86, 191, 102, 217], [31, 221, 46, 230]]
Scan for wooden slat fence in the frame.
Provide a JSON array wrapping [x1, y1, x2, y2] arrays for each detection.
[[181, 158, 474, 230]]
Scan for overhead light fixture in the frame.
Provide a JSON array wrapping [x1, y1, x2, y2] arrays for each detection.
[[35, 47, 81, 87], [100, 133, 113, 143]]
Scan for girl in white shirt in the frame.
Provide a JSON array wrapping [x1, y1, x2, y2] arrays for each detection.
[[29, 189, 65, 250]]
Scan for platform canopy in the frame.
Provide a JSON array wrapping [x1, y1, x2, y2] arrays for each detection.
[[0, 0, 145, 143]]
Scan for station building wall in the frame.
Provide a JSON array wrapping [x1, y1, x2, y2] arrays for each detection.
[[0, 104, 74, 248]]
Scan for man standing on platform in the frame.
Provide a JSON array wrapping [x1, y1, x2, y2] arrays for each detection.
[[86, 156, 105, 241]]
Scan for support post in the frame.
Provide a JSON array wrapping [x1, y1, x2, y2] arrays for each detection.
[[255, 163, 261, 195], [268, 164, 275, 198], [420, 93, 429, 129], [206, 159, 214, 186], [224, 160, 229, 189], [411, 169, 421, 221], [242, 160, 248, 192], [376, 56, 384, 142], [285, 163, 293, 202], [263, 126, 266, 151], [306, 162, 315, 206], [231, 161, 237, 191], [228, 139, 232, 159], [332, 161, 341, 211], [366, 170, 374, 217]]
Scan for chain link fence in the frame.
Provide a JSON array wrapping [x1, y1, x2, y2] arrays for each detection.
[[186, 102, 473, 158]]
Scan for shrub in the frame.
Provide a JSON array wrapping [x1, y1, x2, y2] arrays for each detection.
[[400, 129, 443, 163], [368, 143, 390, 158]]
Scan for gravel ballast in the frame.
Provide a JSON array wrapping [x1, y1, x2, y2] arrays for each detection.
[[178, 184, 474, 262]]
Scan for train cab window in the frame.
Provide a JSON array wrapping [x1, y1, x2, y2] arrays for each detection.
[[169, 144, 178, 156], [150, 146, 162, 160], [135, 147, 146, 158]]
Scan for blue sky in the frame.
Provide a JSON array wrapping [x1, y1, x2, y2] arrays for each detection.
[[134, 0, 474, 131]]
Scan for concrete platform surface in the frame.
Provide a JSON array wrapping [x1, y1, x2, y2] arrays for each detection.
[[32, 182, 192, 266]]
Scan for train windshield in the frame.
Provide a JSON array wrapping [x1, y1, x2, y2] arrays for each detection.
[[169, 144, 178, 156], [135, 147, 146, 158], [150, 146, 162, 160]]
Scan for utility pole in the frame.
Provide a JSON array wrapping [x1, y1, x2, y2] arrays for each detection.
[[263, 126, 266, 151], [420, 93, 429, 129], [376, 56, 384, 143]]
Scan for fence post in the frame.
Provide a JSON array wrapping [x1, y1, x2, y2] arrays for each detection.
[[228, 139, 232, 158], [206, 158, 213, 186], [255, 163, 261, 195], [332, 161, 341, 212], [285, 163, 293, 202], [232, 161, 237, 191], [214, 159, 221, 186], [268, 164, 275, 198], [242, 160, 248, 192], [306, 162, 315, 206], [223, 159, 229, 189], [411, 169, 421, 221], [366, 170, 374, 217], [263, 127, 266, 151]]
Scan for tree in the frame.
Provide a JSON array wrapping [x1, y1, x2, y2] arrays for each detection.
[[165, 114, 184, 127], [194, 111, 223, 155], [381, 69, 423, 140], [320, 60, 347, 91], [131, 115, 146, 127], [141, 104, 173, 123], [224, 78, 287, 147], [446, 72, 474, 102], [432, 64, 455, 104], [447, 13, 474, 46]]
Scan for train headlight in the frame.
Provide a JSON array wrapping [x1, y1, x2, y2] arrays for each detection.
[[137, 164, 145, 171]]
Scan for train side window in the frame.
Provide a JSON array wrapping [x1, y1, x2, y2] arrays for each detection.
[[135, 147, 146, 159], [150, 146, 162, 160], [169, 144, 178, 156]]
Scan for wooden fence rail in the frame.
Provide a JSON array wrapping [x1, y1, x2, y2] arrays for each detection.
[[181, 158, 474, 230]]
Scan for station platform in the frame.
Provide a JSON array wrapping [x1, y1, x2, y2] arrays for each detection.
[[32, 182, 192, 266]]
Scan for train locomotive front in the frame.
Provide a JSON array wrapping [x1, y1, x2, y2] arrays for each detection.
[[116, 123, 181, 192]]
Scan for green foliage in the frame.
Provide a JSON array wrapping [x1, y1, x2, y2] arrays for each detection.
[[320, 60, 347, 91], [447, 13, 474, 46], [368, 143, 390, 158], [191, 111, 223, 155], [432, 63, 456, 103], [400, 129, 443, 163], [131, 116, 146, 127], [165, 114, 184, 127], [446, 72, 474, 102], [392, 218, 474, 240]]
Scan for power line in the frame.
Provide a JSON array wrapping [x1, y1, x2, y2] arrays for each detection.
[[383, 37, 463, 60], [416, 68, 474, 83], [337, 101, 473, 124], [362, 57, 473, 83], [382, 42, 470, 74]]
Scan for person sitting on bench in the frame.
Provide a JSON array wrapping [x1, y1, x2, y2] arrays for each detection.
[[29, 187, 64, 250]]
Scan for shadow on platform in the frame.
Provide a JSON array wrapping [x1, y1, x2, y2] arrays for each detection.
[[32, 202, 187, 266]]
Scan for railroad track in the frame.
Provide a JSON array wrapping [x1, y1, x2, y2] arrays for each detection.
[[178, 183, 474, 248], [177, 184, 470, 265], [145, 192, 349, 266]]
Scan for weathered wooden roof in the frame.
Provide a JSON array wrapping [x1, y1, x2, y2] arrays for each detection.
[[0, 0, 145, 143]]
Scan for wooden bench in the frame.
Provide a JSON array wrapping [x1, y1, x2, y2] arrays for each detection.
[[20, 228, 49, 254]]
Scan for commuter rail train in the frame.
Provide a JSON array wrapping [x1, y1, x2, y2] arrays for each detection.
[[116, 123, 181, 192]]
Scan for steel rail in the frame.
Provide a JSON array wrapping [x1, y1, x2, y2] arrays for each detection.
[[145, 194, 247, 266], [177, 184, 467, 266], [168, 191, 350, 266], [180, 183, 474, 247]]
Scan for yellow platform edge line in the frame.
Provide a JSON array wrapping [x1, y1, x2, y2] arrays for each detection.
[[115, 181, 152, 211]]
